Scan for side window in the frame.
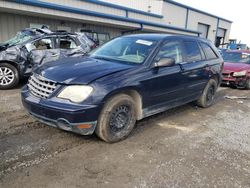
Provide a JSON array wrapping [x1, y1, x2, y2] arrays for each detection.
[[183, 41, 202, 62], [59, 37, 77, 49], [200, 42, 218, 60], [155, 41, 183, 64], [32, 38, 53, 50]]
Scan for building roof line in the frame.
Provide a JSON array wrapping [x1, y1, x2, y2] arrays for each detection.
[[8, 0, 201, 35], [82, 0, 164, 18], [164, 0, 233, 23]]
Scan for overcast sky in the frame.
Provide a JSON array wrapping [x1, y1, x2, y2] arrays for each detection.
[[174, 0, 249, 46]]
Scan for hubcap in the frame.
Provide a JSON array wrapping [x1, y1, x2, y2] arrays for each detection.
[[0, 67, 14, 86], [109, 105, 131, 133]]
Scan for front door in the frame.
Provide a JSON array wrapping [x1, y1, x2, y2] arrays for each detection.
[[141, 40, 186, 115]]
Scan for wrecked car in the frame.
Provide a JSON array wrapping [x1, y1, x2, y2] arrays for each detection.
[[0, 28, 95, 89], [22, 34, 223, 143], [222, 50, 250, 89]]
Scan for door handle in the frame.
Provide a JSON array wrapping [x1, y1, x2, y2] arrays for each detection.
[[179, 63, 186, 71]]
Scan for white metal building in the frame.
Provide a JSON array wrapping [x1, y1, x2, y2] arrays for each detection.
[[0, 0, 232, 47]]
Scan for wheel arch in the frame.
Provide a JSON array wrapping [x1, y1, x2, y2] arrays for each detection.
[[0, 60, 20, 70], [102, 87, 143, 120], [211, 74, 220, 87]]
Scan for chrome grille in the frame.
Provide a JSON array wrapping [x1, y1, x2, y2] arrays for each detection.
[[28, 74, 57, 98]]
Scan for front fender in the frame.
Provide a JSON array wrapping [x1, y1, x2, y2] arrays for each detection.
[[0, 46, 30, 77]]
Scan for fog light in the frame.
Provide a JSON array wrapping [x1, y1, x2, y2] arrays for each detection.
[[57, 119, 72, 131]]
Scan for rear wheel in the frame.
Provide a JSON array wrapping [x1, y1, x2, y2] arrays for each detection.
[[196, 79, 217, 108], [95, 94, 136, 143], [0, 63, 19, 89]]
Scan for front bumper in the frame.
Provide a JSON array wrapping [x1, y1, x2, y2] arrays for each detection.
[[222, 75, 249, 88], [21, 86, 101, 135]]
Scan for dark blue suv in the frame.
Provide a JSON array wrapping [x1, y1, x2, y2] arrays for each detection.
[[21, 34, 223, 142]]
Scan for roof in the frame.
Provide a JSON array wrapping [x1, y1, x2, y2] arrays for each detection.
[[122, 33, 209, 42], [84, 0, 232, 23], [22, 28, 78, 36], [83, 0, 163, 18], [8, 0, 200, 35], [7, 0, 231, 36], [164, 0, 233, 23], [123, 33, 171, 40]]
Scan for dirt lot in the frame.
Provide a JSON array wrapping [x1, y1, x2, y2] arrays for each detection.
[[0, 83, 250, 188]]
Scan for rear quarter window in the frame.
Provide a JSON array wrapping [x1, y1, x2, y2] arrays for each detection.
[[200, 42, 218, 60], [183, 41, 202, 62], [59, 36, 77, 49]]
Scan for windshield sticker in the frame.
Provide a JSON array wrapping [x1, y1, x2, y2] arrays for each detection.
[[136, 39, 153, 46]]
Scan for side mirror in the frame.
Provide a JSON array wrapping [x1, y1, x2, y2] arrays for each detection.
[[154, 57, 175, 68]]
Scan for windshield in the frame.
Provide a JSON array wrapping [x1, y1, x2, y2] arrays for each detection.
[[222, 51, 250, 64], [3, 31, 33, 46], [90, 37, 157, 64]]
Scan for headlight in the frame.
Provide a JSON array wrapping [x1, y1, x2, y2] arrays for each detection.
[[233, 71, 247, 77], [57, 85, 93, 103]]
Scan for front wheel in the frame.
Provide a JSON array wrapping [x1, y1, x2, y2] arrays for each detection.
[[196, 79, 217, 108], [95, 94, 136, 143], [0, 63, 19, 89]]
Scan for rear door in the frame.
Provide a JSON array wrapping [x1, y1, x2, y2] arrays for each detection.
[[179, 40, 208, 99], [199, 41, 221, 82]]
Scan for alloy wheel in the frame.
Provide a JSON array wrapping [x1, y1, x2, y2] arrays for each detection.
[[0, 67, 15, 86]]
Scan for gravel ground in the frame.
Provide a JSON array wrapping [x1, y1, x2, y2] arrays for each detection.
[[0, 83, 250, 188]]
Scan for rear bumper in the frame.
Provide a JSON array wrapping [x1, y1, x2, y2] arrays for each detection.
[[21, 86, 101, 135]]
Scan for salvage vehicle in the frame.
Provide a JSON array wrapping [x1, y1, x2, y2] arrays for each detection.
[[222, 50, 250, 89], [21, 34, 223, 143], [0, 28, 95, 89]]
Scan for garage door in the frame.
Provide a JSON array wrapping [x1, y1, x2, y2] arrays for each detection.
[[217, 28, 226, 37], [198, 23, 209, 38]]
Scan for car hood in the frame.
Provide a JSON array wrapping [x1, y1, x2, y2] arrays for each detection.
[[223, 62, 250, 72], [34, 56, 135, 84]]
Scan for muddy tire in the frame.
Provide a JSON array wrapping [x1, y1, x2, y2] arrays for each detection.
[[245, 79, 250, 90], [196, 79, 217, 108], [95, 94, 136, 143], [0, 63, 19, 89]]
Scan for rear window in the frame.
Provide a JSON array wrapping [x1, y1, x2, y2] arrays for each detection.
[[183, 41, 202, 62], [201, 42, 218, 60], [59, 36, 77, 49]]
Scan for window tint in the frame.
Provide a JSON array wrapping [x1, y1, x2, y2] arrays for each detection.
[[201, 43, 218, 60], [59, 37, 77, 49], [155, 41, 183, 63], [32, 38, 53, 50], [183, 41, 202, 62]]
